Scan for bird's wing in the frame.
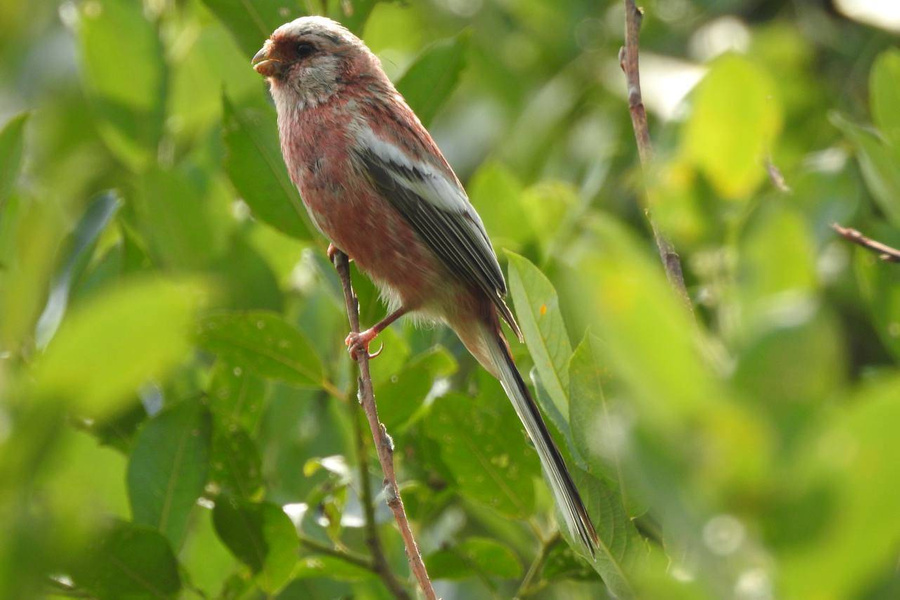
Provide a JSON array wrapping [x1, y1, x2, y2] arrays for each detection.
[[353, 123, 521, 338]]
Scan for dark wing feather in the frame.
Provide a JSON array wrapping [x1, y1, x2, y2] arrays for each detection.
[[355, 146, 522, 339]]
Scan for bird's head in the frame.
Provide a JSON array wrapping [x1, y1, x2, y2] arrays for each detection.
[[252, 16, 378, 109]]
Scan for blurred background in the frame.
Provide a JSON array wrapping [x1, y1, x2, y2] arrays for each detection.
[[1, 0, 899, 598]]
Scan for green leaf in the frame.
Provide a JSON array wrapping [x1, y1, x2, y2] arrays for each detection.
[[133, 166, 230, 270], [377, 364, 433, 430], [222, 94, 312, 240], [208, 358, 268, 432], [426, 537, 523, 580], [33, 277, 204, 417], [396, 32, 469, 127], [35, 193, 121, 349], [127, 400, 212, 547], [561, 219, 722, 428], [568, 334, 631, 502], [684, 53, 781, 199], [832, 112, 900, 227], [0, 112, 28, 209], [72, 522, 181, 600], [211, 425, 264, 499], [425, 392, 539, 518], [201, 0, 305, 57], [212, 498, 298, 594], [293, 554, 375, 581], [853, 224, 900, 360], [507, 251, 572, 428], [573, 469, 641, 599], [77, 0, 166, 169], [870, 48, 900, 144], [780, 378, 900, 599], [735, 203, 818, 336], [197, 311, 325, 388], [468, 161, 531, 252]]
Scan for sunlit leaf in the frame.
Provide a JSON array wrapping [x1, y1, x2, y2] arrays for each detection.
[[425, 391, 539, 518], [684, 53, 781, 199], [212, 497, 298, 593], [71, 522, 181, 600], [127, 400, 212, 547], [197, 311, 325, 388], [426, 537, 523, 580], [77, 0, 166, 169], [0, 112, 28, 208], [507, 251, 572, 428], [396, 32, 469, 127], [222, 94, 312, 240], [33, 277, 205, 417]]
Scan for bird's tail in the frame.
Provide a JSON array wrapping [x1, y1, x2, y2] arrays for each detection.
[[482, 326, 599, 557]]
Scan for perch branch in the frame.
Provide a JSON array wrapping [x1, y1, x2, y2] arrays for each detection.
[[832, 223, 900, 263], [620, 0, 694, 314], [331, 249, 437, 600], [351, 399, 412, 599]]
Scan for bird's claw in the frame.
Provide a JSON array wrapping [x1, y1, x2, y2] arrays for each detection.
[[345, 329, 384, 360], [327, 243, 352, 263]]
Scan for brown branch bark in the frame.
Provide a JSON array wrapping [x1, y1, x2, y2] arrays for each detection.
[[832, 223, 900, 263], [351, 399, 412, 599], [620, 0, 694, 314], [331, 249, 438, 600]]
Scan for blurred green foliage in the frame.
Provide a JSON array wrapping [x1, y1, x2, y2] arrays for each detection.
[[1, 0, 899, 599]]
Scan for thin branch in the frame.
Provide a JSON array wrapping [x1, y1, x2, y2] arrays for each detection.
[[514, 532, 562, 599], [331, 249, 438, 600], [352, 398, 412, 599], [765, 157, 791, 193], [619, 0, 694, 314], [299, 535, 377, 571], [832, 223, 900, 263]]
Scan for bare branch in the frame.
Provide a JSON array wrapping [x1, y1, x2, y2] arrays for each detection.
[[331, 249, 438, 600], [620, 0, 694, 315], [351, 399, 412, 599], [765, 157, 792, 193], [832, 223, 900, 263]]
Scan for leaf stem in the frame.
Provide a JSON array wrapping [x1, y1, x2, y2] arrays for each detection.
[[514, 532, 561, 599], [832, 223, 900, 263]]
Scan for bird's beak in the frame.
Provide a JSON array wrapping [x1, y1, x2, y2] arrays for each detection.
[[252, 42, 283, 78]]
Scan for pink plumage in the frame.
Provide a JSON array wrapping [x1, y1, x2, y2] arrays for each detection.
[[253, 16, 599, 556]]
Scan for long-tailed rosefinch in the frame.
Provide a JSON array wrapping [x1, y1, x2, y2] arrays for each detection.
[[252, 16, 598, 555]]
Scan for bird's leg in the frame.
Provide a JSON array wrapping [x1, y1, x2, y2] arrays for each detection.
[[346, 307, 408, 359]]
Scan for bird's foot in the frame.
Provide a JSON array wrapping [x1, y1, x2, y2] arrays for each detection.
[[327, 243, 352, 263], [345, 328, 384, 360]]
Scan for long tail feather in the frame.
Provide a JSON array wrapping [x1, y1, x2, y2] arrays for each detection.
[[484, 328, 599, 556]]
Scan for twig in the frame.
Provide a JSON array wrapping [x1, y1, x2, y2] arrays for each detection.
[[514, 532, 562, 599], [351, 399, 412, 599], [299, 535, 377, 571], [765, 157, 791, 193], [619, 0, 694, 314], [331, 250, 438, 600], [832, 223, 900, 263]]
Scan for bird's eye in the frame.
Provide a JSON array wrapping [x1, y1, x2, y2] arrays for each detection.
[[296, 43, 316, 59]]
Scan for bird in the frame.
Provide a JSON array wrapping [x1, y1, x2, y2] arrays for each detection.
[[252, 15, 599, 556]]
